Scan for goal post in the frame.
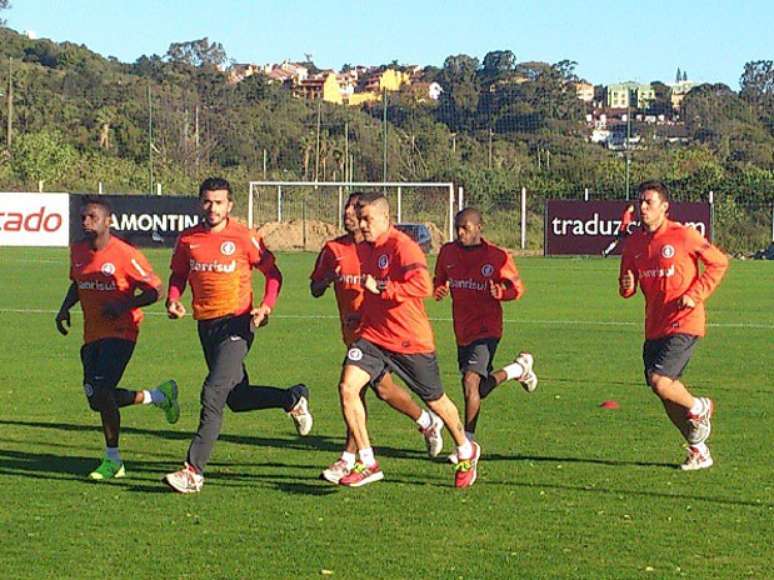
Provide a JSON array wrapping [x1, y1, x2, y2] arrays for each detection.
[[247, 181, 458, 241]]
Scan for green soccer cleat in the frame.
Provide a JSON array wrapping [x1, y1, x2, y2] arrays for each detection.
[[157, 379, 180, 424], [89, 457, 126, 481]]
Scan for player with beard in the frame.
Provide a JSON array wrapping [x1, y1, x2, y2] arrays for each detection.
[[163, 177, 312, 493], [310, 192, 444, 484], [55, 196, 179, 480]]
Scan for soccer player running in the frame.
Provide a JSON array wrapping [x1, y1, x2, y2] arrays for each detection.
[[434, 208, 537, 455], [311, 193, 444, 483], [336, 192, 480, 488], [602, 203, 636, 257], [163, 177, 312, 493], [55, 197, 180, 481], [619, 180, 728, 470]]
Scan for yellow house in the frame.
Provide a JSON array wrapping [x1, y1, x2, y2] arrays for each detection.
[[345, 68, 412, 106], [292, 73, 343, 105]]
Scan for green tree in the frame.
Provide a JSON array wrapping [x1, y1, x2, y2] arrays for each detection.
[[11, 130, 78, 186]]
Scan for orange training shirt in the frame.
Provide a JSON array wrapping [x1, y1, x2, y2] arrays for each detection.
[[170, 220, 276, 320], [70, 236, 161, 344], [620, 219, 728, 340], [310, 234, 364, 346], [434, 238, 525, 346], [358, 227, 435, 354]]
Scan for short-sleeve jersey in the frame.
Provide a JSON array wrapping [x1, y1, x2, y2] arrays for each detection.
[[170, 220, 276, 321], [358, 227, 435, 354], [620, 219, 728, 340], [70, 236, 161, 344], [434, 238, 524, 346], [310, 235, 364, 346]]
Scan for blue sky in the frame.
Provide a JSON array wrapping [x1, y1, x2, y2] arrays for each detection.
[[5, 1, 772, 88]]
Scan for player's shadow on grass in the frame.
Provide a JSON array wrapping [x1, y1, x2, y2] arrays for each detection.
[[0, 418, 426, 461], [486, 452, 675, 469]]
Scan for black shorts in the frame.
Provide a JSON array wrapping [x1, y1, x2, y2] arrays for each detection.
[[344, 338, 444, 402], [458, 338, 499, 377], [642, 333, 699, 383], [80, 338, 135, 397]]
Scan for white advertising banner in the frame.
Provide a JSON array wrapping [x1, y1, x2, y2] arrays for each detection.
[[0, 192, 70, 247]]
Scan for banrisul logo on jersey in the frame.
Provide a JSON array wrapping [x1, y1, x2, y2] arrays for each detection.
[[69, 194, 201, 247]]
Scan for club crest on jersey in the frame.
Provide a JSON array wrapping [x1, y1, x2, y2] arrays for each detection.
[[347, 347, 363, 362], [481, 264, 494, 277], [661, 244, 675, 258], [377, 254, 389, 269], [220, 241, 236, 256], [100, 262, 116, 276]]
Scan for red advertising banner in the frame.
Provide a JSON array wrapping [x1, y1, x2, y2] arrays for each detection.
[[0, 192, 70, 247], [545, 200, 712, 256]]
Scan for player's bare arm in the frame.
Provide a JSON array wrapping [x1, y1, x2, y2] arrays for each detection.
[[250, 303, 271, 328], [433, 281, 450, 301], [166, 299, 186, 319], [55, 282, 79, 336], [619, 269, 636, 297]]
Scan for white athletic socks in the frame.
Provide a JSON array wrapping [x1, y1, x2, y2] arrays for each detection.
[[688, 398, 705, 416], [503, 361, 525, 381], [416, 410, 432, 430], [457, 440, 473, 461], [359, 447, 376, 467], [340, 451, 357, 469], [106, 447, 121, 463], [692, 442, 709, 454], [141, 389, 166, 405]]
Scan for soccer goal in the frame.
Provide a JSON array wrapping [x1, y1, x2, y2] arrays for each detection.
[[247, 181, 461, 242]]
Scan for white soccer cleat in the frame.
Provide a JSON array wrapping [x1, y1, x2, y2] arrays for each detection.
[[320, 459, 351, 484], [515, 352, 538, 393], [289, 392, 313, 436], [420, 412, 444, 458], [680, 446, 714, 471], [686, 397, 714, 445], [164, 463, 204, 494]]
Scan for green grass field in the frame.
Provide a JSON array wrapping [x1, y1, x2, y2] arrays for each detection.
[[0, 247, 771, 579]]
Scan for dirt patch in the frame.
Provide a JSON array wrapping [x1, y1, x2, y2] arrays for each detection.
[[256, 219, 448, 253], [257, 219, 341, 252]]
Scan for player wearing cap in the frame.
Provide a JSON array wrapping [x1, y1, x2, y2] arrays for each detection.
[[55, 197, 179, 480], [619, 180, 728, 470], [434, 208, 537, 454], [163, 177, 312, 493]]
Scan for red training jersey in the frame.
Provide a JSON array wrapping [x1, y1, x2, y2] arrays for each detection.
[[170, 220, 277, 321], [434, 238, 525, 346], [620, 219, 728, 339], [310, 234, 364, 346], [70, 236, 161, 344], [358, 227, 435, 354]]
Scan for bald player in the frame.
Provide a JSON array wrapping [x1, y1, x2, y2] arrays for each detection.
[[336, 192, 480, 488], [311, 192, 444, 484], [163, 177, 312, 493], [434, 208, 537, 454]]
